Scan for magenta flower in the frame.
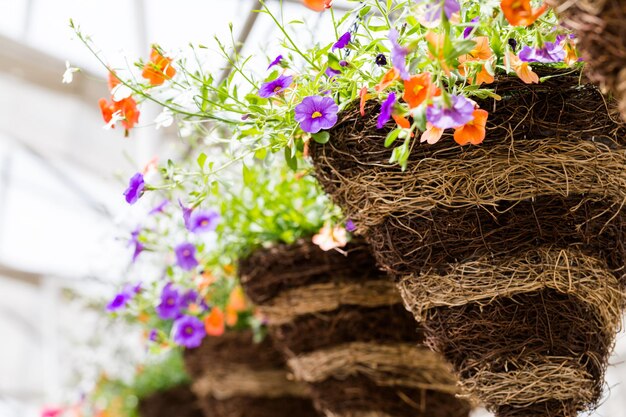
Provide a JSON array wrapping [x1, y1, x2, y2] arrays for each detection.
[[188, 210, 220, 233], [156, 283, 182, 319], [463, 17, 479, 38], [123, 173, 145, 205], [295, 95, 339, 133], [267, 54, 283, 70], [426, 95, 475, 129], [332, 32, 351, 50], [377, 92, 396, 129], [149, 199, 169, 215], [345, 220, 356, 232], [175, 242, 199, 271], [258, 75, 293, 98], [181, 289, 203, 309], [418, 0, 460, 21], [106, 284, 140, 312], [128, 227, 143, 262], [519, 41, 565, 63], [389, 29, 410, 80], [172, 315, 206, 348], [325, 67, 341, 79], [148, 329, 159, 342]]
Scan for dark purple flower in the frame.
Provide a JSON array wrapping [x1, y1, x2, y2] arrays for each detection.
[[375, 54, 387, 66], [508, 38, 518, 51], [332, 32, 351, 50], [175, 242, 199, 271], [187, 210, 220, 233], [156, 283, 182, 319], [258, 75, 293, 98], [128, 227, 143, 262], [519, 41, 565, 63], [377, 92, 396, 129], [325, 67, 341, 79], [267, 54, 283, 70], [388, 29, 410, 80], [149, 199, 169, 215], [148, 329, 158, 342], [181, 289, 201, 309], [339, 60, 349, 67], [294, 95, 339, 133], [106, 284, 138, 312], [345, 220, 356, 232], [123, 173, 145, 205], [463, 17, 479, 38], [418, 0, 460, 21], [172, 315, 206, 348], [426, 95, 475, 129]]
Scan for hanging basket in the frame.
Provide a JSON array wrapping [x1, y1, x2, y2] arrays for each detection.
[[138, 385, 204, 417], [548, 0, 626, 120], [183, 330, 319, 417], [310, 70, 626, 417], [239, 239, 471, 417]]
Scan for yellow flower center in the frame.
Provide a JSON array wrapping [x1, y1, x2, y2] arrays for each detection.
[[413, 85, 424, 95], [311, 111, 323, 119], [274, 85, 283, 92], [201, 219, 208, 226], [185, 326, 194, 335]]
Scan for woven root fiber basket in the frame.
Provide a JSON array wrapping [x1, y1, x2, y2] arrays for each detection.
[[183, 330, 319, 417], [240, 238, 472, 417], [310, 69, 626, 417], [138, 385, 204, 417]]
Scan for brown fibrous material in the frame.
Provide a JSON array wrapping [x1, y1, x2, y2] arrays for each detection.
[[138, 385, 204, 417]]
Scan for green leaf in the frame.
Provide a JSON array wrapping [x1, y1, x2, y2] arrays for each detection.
[[384, 128, 401, 147], [312, 131, 330, 144], [284, 146, 298, 171], [242, 164, 253, 186], [197, 152, 207, 169]]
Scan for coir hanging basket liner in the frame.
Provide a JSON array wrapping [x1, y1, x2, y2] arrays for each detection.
[[310, 69, 626, 417], [548, 0, 626, 120], [183, 330, 319, 417], [239, 239, 471, 417], [138, 385, 204, 417]]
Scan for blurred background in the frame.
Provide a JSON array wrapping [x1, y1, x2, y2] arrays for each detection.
[[0, 1, 624, 416]]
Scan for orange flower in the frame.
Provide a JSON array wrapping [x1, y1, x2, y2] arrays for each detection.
[[302, 0, 332, 11], [98, 96, 140, 132], [392, 114, 411, 129], [142, 48, 176, 86], [420, 123, 444, 144], [403, 73, 440, 108], [501, 0, 548, 27], [227, 286, 247, 312], [505, 51, 539, 84], [197, 271, 216, 290], [453, 109, 488, 145], [98, 98, 115, 124], [204, 307, 225, 336], [375, 68, 400, 92], [359, 86, 370, 116], [425, 31, 452, 75], [107, 71, 120, 91], [458, 37, 494, 85], [564, 42, 579, 66], [225, 306, 238, 327], [223, 264, 235, 276]]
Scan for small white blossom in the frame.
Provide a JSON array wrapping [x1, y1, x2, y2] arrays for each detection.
[[154, 108, 174, 130], [111, 84, 133, 102], [62, 61, 79, 84], [103, 110, 124, 130]]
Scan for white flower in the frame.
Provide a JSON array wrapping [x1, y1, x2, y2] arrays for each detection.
[[103, 110, 124, 130], [312, 223, 348, 251], [62, 61, 79, 84], [111, 84, 133, 102], [154, 108, 174, 129]]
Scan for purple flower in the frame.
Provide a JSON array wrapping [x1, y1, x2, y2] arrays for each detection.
[[325, 67, 341, 79], [106, 284, 139, 312], [128, 227, 143, 262], [181, 289, 202, 309], [258, 75, 293, 98], [389, 29, 410, 80], [179, 199, 193, 229], [339, 60, 349, 67], [426, 95, 475, 129], [519, 41, 565, 63], [156, 283, 182, 320], [295, 95, 339, 133], [149, 199, 169, 215], [148, 329, 158, 342], [375, 54, 387, 66], [123, 173, 145, 205], [172, 315, 206, 348], [267, 54, 283, 70], [175, 242, 199, 271], [418, 0, 460, 21], [463, 17, 479, 38], [377, 92, 396, 129], [187, 210, 220, 233], [345, 220, 356, 232], [332, 32, 351, 50]]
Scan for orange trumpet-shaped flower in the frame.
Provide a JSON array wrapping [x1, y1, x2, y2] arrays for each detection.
[[375, 68, 400, 92], [420, 123, 444, 144], [458, 37, 494, 85], [225, 306, 238, 327], [99, 96, 140, 132], [501, 0, 548, 27], [505, 51, 539, 84], [142, 48, 176, 86], [227, 286, 248, 312], [204, 307, 225, 336], [392, 114, 411, 129], [453, 109, 488, 145], [403, 73, 440, 108], [425, 31, 452, 75], [107, 71, 120, 91], [359, 86, 371, 116], [302, 0, 332, 11]]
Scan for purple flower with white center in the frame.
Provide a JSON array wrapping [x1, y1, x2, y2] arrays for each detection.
[[345, 220, 356, 232], [128, 227, 143, 262], [332, 32, 351, 50], [418, 0, 460, 22], [258, 75, 293, 98], [377, 92, 396, 129], [294, 95, 339, 133], [187, 210, 220, 233], [106, 284, 139, 312], [149, 199, 169, 215], [388, 29, 410, 80], [519, 41, 565, 63], [426, 95, 475, 129], [175, 242, 199, 271], [123, 173, 145, 205], [267, 54, 283, 70], [463, 17, 479, 38], [156, 283, 182, 319], [172, 315, 206, 348]]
